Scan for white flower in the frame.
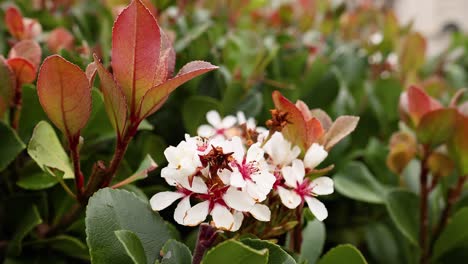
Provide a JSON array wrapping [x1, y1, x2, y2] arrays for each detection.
[[303, 143, 328, 169], [217, 137, 276, 202], [263, 132, 301, 167], [277, 159, 334, 221], [197, 110, 237, 139], [150, 176, 208, 225], [161, 140, 201, 188]]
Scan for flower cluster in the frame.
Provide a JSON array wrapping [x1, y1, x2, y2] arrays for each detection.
[[151, 92, 359, 231]]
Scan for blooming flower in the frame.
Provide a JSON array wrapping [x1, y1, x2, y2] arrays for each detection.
[[263, 132, 301, 167], [277, 159, 333, 221], [197, 110, 238, 139]]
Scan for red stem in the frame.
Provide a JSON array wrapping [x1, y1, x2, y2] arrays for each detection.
[[192, 224, 218, 264], [419, 146, 430, 264], [69, 135, 84, 201], [10, 83, 22, 131], [290, 203, 304, 253]]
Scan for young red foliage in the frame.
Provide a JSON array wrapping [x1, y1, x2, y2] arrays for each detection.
[[37, 55, 92, 139]]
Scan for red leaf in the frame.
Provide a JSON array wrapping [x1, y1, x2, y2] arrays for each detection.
[[138, 61, 218, 119], [47, 27, 75, 53], [407, 85, 442, 125], [93, 55, 128, 137], [6, 57, 36, 85], [305, 117, 324, 147], [272, 90, 308, 150], [0, 57, 16, 117], [37, 55, 92, 138], [111, 0, 161, 115], [8, 40, 42, 68], [5, 6, 24, 40], [153, 29, 176, 86]]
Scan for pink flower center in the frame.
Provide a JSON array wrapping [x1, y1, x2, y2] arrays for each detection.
[[234, 157, 259, 181], [215, 128, 225, 135], [294, 179, 313, 199], [197, 185, 229, 211]]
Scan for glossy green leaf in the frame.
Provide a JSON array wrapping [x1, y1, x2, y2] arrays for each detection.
[[334, 162, 387, 204], [27, 121, 74, 179], [203, 240, 269, 264], [448, 114, 468, 175], [0, 121, 25, 172], [115, 230, 147, 264], [385, 190, 419, 245], [317, 244, 367, 264], [301, 219, 325, 264], [242, 239, 296, 264], [7, 205, 43, 256], [16, 173, 58, 190], [0, 56, 15, 118], [47, 235, 90, 260], [86, 188, 173, 264], [182, 96, 223, 135], [160, 239, 192, 264], [433, 208, 468, 260]]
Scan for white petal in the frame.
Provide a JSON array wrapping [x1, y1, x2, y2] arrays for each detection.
[[223, 187, 255, 211], [207, 110, 222, 127], [211, 204, 235, 230], [188, 176, 208, 194], [222, 115, 237, 128], [311, 177, 334, 195], [174, 197, 191, 225], [230, 171, 247, 188], [305, 196, 328, 221], [246, 181, 267, 202], [277, 186, 302, 209], [246, 143, 264, 163], [304, 143, 328, 169], [163, 146, 179, 164], [197, 125, 215, 138], [291, 159, 306, 183], [184, 201, 209, 226], [236, 112, 247, 124], [150, 192, 183, 211], [249, 204, 271, 221], [251, 171, 276, 189], [231, 211, 244, 232], [161, 168, 178, 186]]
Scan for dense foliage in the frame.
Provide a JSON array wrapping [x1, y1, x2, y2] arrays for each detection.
[[1, 0, 468, 263]]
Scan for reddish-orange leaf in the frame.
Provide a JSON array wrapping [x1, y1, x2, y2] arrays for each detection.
[[47, 27, 74, 53], [138, 61, 218, 120], [37, 55, 92, 138], [322, 116, 359, 150], [407, 85, 442, 125], [93, 55, 128, 137], [5, 6, 24, 40], [8, 40, 42, 68], [272, 90, 308, 150], [111, 0, 161, 115], [305, 117, 324, 147], [85, 61, 97, 85], [0, 57, 16, 117], [154, 29, 176, 86], [6, 57, 36, 85]]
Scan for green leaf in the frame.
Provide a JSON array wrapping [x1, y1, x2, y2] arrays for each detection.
[[27, 121, 74, 179], [182, 96, 223, 135], [16, 172, 58, 190], [85, 188, 173, 264], [7, 205, 43, 256], [160, 239, 192, 264], [82, 89, 115, 142], [203, 240, 269, 264], [301, 219, 325, 264], [0, 121, 25, 172], [385, 190, 419, 245], [365, 223, 402, 264], [115, 230, 147, 264], [416, 108, 457, 146], [433, 208, 468, 260], [47, 235, 90, 260], [18, 85, 48, 142], [334, 162, 387, 204], [317, 244, 367, 264], [241, 239, 296, 264]]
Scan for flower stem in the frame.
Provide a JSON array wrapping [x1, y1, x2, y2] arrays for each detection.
[[419, 146, 430, 264], [289, 203, 304, 253], [193, 224, 219, 264], [430, 174, 467, 251], [9, 83, 22, 131], [69, 135, 84, 201]]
